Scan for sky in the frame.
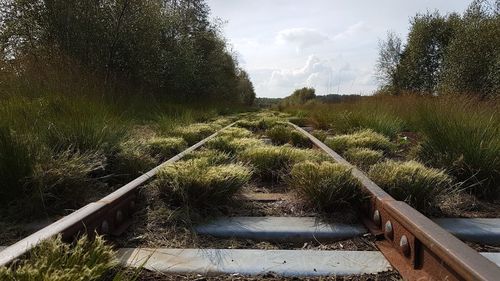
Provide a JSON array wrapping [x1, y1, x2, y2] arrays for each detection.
[[206, 0, 472, 98]]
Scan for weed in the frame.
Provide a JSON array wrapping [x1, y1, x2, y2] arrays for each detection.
[[325, 129, 395, 153], [146, 137, 187, 160], [265, 125, 311, 147], [311, 130, 328, 142], [343, 147, 384, 169], [369, 160, 452, 214], [173, 123, 220, 145], [156, 159, 251, 208], [289, 161, 361, 211], [238, 145, 327, 181], [206, 136, 264, 154], [0, 235, 116, 281]]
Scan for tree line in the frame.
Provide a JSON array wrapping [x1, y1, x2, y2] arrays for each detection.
[[0, 0, 255, 105], [376, 0, 499, 98]]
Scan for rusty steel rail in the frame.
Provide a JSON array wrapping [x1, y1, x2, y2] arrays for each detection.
[[290, 123, 500, 281], [0, 122, 235, 267]]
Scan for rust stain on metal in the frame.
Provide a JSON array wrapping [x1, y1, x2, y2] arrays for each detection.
[[291, 123, 500, 281]]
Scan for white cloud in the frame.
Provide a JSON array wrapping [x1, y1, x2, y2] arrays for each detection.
[[276, 28, 330, 51], [333, 21, 370, 41]]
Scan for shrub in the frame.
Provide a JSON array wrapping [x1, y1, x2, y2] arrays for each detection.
[[173, 123, 220, 145], [325, 129, 395, 153], [289, 161, 361, 210], [239, 145, 327, 181], [343, 147, 384, 169], [146, 137, 187, 160], [207, 136, 264, 154], [369, 160, 452, 213], [156, 159, 251, 208], [265, 125, 310, 147], [0, 235, 116, 281]]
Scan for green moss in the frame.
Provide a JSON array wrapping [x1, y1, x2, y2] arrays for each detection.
[[325, 129, 395, 153], [369, 160, 452, 214], [0, 235, 115, 281], [156, 159, 251, 208], [289, 161, 361, 211], [343, 147, 384, 169]]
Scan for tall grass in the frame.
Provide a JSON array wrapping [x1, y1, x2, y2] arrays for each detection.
[[283, 95, 499, 200]]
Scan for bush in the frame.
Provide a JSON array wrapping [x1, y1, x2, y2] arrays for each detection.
[[173, 123, 220, 145], [156, 159, 251, 208], [0, 235, 116, 281], [343, 147, 384, 169], [289, 161, 361, 211], [265, 125, 311, 147], [146, 137, 187, 160], [325, 129, 395, 153], [239, 145, 327, 181], [369, 160, 452, 213]]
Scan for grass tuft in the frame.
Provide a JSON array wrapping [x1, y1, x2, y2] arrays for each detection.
[[289, 161, 361, 211], [206, 136, 264, 154], [0, 235, 116, 281], [218, 127, 254, 138], [173, 123, 221, 145], [183, 148, 232, 165], [265, 125, 311, 147], [146, 137, 187, 160], [325, 129, 395, 153], [369, 160, 452, 214], [343, 147, 384, 169], [156, 159, 251, 208], [238, 145, 327, 181], [311, 130, 328, 142]]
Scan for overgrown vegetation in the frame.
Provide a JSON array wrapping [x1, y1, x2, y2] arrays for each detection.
[[376, 0, 499, 97], [0, 235, 116, 281], [369, 160, 452, 214], [289, 161, 361, 211], [343, 148, 384, 169], [265, 124, 311, 147], [324, 129, 395, 154], [156, 158, 251, 208]]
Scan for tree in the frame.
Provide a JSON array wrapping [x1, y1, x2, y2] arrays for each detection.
[[376, 31, 402, 89]]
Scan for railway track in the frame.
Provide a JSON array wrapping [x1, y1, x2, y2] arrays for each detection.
[[0, 119, 499, 280]]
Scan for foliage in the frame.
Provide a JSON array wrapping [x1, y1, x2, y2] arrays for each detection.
[[325, 129, 395, 153], [265, 124, 311, 147], [289, 161, 361, 211], [377, 0, 499, 97], [280, 87, 316, 107], [0, 0, 256, 104], [238, 145, 327, 181], [146, 137, 187, 160], [0, 235, 116, 281], [369, 160, 452, 213], [156, 158, 251, 208], [343, 147, 384, 169], [172, 123, 220, 145]]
